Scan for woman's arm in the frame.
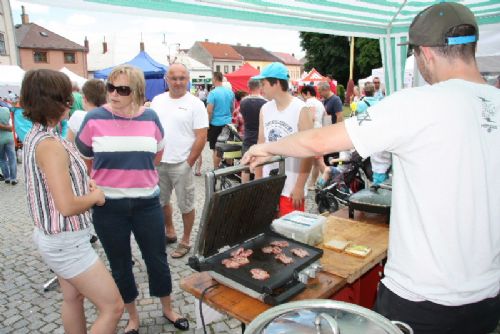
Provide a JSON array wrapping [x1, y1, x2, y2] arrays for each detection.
[[36, 138, 104, 216]]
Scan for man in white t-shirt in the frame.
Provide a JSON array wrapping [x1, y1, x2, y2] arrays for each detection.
[[151, 63, 208, 258], [243, 3, 500, 333], [252, 62, 313, 217]]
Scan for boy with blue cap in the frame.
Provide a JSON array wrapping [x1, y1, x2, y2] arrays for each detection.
[[252, 62, 313, 216]]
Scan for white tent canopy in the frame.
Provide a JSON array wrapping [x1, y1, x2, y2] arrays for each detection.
[[59, 67, 88, 89], [0, 65, 25, 98], [24, 0, 500, 95]]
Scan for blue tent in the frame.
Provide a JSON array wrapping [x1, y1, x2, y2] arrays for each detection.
[[94, 51, 168, 101]]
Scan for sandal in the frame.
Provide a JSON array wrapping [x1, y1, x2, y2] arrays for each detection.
[[163, 314, 189, 331], [171, 243, 191, 258]]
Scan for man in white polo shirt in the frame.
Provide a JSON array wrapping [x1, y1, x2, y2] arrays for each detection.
[[151, 63, 208, 258]]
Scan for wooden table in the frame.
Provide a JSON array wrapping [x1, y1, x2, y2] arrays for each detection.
[[180, 208, 389, 325]]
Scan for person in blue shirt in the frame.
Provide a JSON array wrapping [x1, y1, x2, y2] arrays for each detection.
[[206, 71, 235, 168]]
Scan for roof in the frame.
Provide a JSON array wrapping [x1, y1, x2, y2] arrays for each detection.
[[15, 23, 85, 51], [231, 45, 281, 62], [198, 41, 242, 61], [272, 52, 301, 66]]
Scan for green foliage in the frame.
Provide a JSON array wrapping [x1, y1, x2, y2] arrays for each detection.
[[299, 32, 382, 87], [337, 84, 345, 104]]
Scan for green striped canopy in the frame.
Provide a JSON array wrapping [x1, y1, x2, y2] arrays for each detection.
[[26, 0, 500, 94]]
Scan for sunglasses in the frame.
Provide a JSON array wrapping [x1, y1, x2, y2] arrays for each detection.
[[106, 83, 132, 96]]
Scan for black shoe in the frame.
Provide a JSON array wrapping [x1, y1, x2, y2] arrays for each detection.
[[5, 180, 10, 184], [163, 314, 189, 331], [0, 174, 4, 181], [11, 180, 17, 186]]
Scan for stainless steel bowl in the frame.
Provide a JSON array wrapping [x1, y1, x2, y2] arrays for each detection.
[[244, 299, 413, 334]]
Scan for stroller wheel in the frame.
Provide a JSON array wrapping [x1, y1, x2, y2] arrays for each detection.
[[315, 190, 339, 214]]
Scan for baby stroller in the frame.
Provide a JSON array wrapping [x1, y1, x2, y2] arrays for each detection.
[[214, 124, 243, 189], [315, 151, 373, 214]]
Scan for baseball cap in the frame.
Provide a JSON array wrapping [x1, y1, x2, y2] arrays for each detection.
[[252, 62, 289, 80], [399, 2, 478, 47]]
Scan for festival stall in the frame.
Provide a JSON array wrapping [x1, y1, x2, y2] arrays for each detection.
[[224, 63, 259, 93], [94, 51, 168, 101], [59, 67, 87, 89], [0, 65, 25, 98]]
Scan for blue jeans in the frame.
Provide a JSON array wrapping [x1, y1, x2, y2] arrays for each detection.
[[0, 141, 17, 181], [92, 196, 172, 304]]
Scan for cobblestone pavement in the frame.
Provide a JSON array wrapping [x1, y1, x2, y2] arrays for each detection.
[[1, 144, 499, 333]]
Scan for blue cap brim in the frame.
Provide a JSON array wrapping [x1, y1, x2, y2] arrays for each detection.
[[251, 74, 265, 80]]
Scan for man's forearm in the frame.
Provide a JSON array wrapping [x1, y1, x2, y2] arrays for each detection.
[[336, 111, 344, 123], [0, 123, 12, 131], [259, 122, 353, 158]]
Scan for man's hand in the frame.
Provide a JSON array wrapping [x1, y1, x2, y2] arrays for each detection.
[[290, 185, 305, 209], [241, 144, 273, 172]]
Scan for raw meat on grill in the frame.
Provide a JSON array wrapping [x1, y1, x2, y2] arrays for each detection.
[[262, 245, 283, 254], [275, 253, 294, 264], [233, 256, 250, 265], [250, 268, 270, 280], [230, 247, 253, 258], [261, 246, 274, 254], [222, 258, 241, 269], [270, 240, 289, 248], [291, 248, 310, 258]]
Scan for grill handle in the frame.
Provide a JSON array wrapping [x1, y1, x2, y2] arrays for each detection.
[[263, 281, 305, 305], [210, 155, 285, 178]]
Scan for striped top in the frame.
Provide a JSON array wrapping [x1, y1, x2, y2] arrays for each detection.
[[75, 105, 165, 199], [23, 123, 92, 235]]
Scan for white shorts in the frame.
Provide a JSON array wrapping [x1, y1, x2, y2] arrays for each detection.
[[158, 161, 195, 213], [33, 227, 98, 279]]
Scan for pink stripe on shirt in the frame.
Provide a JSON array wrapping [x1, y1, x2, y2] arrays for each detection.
[[93, 169, 159, 188]]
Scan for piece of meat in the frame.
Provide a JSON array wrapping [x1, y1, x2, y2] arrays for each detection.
[[270, 240, 289, 248], [232, 256, 250, 265], [241, 249, 253, 257], [271, 246, 283, 254], [261, 246, 274, 254], [275, 253, 294, 264], [222, 258, 240, 269], [291, 248, 310, 258], [250, 268, 270, 280], [230, 247, 244, 257]]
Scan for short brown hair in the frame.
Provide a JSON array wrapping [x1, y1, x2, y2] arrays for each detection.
[[20, 69, 73, 125], [108, 65, 145, 106], [213, 71, 224, 82], [364, 82, 375, 96], [82, 79, 106, 107]]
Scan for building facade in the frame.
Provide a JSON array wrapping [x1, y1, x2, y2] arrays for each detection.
[[189, 40, 243, 74], [0, 0, 17, 65], [15, 7, 87, 77]]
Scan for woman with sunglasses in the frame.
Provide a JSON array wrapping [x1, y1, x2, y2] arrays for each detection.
[[21, 69, 123, 333], [76, 65, 189, 333]]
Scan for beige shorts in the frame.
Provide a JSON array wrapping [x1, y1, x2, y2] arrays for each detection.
[[158, 161, 195, 213], [33, 227, 98, 279]]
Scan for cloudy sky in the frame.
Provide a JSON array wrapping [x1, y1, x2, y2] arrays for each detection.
[[10, 0, 305, 65]]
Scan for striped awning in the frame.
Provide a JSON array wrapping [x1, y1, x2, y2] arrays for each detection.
[[24, 0, 500, 93]]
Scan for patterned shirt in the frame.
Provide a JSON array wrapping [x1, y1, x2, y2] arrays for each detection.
[[75, 105, 165, 199], [23, 123, 92, 235]]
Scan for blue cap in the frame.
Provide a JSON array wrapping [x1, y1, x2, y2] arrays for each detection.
[[252, 62, 289, 80]]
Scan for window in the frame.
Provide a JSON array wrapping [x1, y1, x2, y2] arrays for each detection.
[[224, 65, 228, 73], [232, 66, 236, 72], [216, 65, 220, 72], [64, 52, 76, 64], [0, 33, 6, 56], [33, 51, 48, 63]]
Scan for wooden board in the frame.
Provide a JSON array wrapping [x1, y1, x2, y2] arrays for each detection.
[[180, 271, 345, 324], [320, 216, 389, 283]]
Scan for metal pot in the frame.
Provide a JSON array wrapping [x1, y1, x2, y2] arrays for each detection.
[[244, 299, 413, 334]]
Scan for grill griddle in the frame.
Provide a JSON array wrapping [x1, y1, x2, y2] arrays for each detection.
[[203, 232, 322, 294]]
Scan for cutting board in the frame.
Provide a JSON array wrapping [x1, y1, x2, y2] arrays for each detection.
[[320, 216, 389, 283]]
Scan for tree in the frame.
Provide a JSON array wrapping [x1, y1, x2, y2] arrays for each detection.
[[300, 32, 382, 87]]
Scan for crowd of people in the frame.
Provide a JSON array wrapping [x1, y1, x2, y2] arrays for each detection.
[[4, 2, 499, 334]]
